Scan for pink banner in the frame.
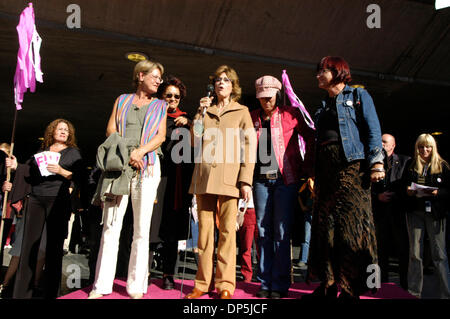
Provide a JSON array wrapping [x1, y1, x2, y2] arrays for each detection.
[[281, 70, 315, 159], [14, 2, 43, 110]]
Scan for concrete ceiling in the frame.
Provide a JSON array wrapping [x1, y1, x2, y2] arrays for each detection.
[[1, 0, 449, 164]]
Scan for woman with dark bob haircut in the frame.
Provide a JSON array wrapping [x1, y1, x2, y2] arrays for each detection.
[[304, 56, 385, 299], [155, 76, 194, 290], [6, 119, 84, 298]]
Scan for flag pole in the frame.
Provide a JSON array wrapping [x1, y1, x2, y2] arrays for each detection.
[[1, 107, 19, 251]]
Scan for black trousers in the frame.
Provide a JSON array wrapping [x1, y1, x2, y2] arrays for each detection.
[[161, 240, 178, 275], [13, 194, 70, 299], [374, 209, 409, 290]]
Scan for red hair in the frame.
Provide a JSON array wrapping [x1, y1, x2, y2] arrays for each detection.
[[317, 56, 352, 85]]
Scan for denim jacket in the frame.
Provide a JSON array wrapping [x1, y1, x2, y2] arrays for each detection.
[[315, 85, 384, 167]]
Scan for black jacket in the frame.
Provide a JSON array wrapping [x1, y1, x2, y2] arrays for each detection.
[[372, 152, 411, 215], [403, 160, 450, 220]]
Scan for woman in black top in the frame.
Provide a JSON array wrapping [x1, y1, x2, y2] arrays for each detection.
[[405, 133, 450, 298], [7, 119, 84, 299], [156, 76, 194, 290]]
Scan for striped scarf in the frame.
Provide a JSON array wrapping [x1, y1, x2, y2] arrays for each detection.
[[115, 93, 167, 171]]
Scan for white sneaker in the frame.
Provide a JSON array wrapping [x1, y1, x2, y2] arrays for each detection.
[[87, 291, 104, 299]]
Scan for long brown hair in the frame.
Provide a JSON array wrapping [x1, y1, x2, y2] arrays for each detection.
[[42, 119, 77, 150]]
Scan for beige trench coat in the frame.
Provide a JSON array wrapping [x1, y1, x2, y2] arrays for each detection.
[[189, 101, 256, 198]]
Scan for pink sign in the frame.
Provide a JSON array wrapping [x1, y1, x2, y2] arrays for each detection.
[[34, 151, 60, 176]]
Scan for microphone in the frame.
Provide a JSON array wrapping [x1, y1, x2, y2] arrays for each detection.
[[206, 84, 214, 98], [204, 84, 214, 116]]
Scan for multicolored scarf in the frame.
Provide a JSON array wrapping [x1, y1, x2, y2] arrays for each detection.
[[115, 93, 167, 171]]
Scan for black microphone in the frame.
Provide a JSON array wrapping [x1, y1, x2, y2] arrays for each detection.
[[203, 84, 214, 116], [206, 84, 214, 98]]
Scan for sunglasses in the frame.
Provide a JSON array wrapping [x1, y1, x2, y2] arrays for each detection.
[[165, 93, 180, 99]]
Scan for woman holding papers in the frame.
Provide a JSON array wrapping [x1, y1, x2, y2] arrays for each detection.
[[7, 119, 83, 299], [405, 133, 450, 298]]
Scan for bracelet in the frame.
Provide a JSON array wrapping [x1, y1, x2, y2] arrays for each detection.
[[371, 167, 385, 172]]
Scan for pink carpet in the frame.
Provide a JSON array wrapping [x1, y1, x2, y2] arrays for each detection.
[[59, 278, 416, 299]]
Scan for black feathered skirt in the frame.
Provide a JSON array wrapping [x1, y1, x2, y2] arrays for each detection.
[[306, 142, 378, 296]]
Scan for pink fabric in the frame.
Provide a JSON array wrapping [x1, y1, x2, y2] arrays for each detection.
[[58, 279, 417, 299], [14, 3, 43, 110], [251, 106, 315, 185], [281, 70, 315, 160]]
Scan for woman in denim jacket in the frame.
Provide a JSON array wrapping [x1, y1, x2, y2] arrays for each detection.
[[304, 56, 385, 299]]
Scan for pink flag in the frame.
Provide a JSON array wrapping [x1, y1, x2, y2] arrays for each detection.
[[14, 2, 43, 110], [281, 70, 315, 160]]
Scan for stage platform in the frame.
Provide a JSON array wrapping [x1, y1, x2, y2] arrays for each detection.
[[59, 278, 416, 299]]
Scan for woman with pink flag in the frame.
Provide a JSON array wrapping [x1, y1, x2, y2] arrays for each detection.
[[251, 75, 315, 299]]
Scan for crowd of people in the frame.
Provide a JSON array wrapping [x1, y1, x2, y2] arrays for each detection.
[[0, 56, 449, 300]]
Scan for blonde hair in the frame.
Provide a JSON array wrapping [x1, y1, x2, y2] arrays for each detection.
[[413, 133, 448, 174], [0, 143, 11, 154], [132, 60, 164, 87], [209, 65, 242, 102]]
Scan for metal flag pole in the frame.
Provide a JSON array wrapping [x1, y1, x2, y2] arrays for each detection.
[[179, 119, 204, 299]]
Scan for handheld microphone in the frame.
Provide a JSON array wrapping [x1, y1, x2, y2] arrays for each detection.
[[206, 84, 214, 97], [204, 84, 214, 115]]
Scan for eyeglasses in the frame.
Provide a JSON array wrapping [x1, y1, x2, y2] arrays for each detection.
[[214, 77, 232, 84], [317, 69, 331, 75], [165, 93, 180, 99], [148, 73, 163, 83]]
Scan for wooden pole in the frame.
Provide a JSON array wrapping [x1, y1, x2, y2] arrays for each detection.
[[1, 107, 18, 250]]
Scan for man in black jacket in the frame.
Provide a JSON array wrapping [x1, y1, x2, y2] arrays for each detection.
[[372, 134, 411, 290]]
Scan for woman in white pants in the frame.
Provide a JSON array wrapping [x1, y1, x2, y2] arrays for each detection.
[[89, 60, 167, 299]]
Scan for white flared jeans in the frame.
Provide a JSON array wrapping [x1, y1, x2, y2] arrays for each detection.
[[93, 158, 161, 295]]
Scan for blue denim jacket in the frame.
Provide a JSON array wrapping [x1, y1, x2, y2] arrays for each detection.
[[315, 85, 384, 167]]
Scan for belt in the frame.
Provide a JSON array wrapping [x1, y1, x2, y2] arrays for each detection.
[[257, 171, 279, 180]]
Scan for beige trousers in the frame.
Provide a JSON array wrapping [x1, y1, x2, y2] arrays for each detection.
[[195, 194, 237, 294]]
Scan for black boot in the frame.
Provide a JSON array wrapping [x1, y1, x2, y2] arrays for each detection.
[[162, 276, 175, 290], [302, 282, 338, 299]]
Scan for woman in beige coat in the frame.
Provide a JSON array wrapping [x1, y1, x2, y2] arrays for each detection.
[[185, 65, 256, 299]]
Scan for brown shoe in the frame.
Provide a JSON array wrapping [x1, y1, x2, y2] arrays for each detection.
[[184, 287, 207, 299], [219, 290, 232, 299]]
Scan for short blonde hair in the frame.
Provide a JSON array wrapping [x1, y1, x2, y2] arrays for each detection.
[[132, 60, 164, 87], [413, 133, 448, 174], [209, 65, 242, 102], [0, 143, 11, 154]]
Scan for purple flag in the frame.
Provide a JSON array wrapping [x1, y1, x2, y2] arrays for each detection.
[[281, 70, 315, 159], [14, 2, 43, 110]]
